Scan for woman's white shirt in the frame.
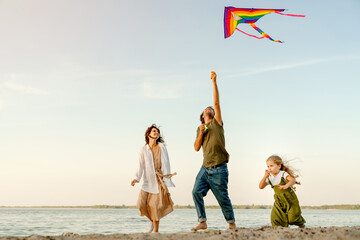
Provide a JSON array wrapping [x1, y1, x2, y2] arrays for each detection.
[[135, 143, 175, 194], [266, 170, 289, 186]]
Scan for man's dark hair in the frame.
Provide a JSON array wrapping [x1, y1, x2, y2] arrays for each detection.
[[200, 106, 215, 124]]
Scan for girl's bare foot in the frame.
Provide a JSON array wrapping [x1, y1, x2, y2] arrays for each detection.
[[190, 221, 207, 231]]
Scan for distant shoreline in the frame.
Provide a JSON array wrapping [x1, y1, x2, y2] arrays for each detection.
[[1, 204, 359, 210]]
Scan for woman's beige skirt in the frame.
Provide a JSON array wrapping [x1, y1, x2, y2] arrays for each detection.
[[137, 186, 174, 221]]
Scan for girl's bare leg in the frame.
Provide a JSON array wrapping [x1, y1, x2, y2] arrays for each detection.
[[154, 220, 160, 232]]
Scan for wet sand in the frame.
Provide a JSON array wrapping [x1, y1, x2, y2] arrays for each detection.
[[1, 226, 359, 240]]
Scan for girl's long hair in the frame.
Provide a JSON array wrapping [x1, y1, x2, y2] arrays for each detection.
[[267, 155, 301, 185], [145, 124, 164, 145]]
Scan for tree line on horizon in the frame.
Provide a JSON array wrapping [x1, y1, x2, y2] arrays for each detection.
[[1, 204, 359, 210]]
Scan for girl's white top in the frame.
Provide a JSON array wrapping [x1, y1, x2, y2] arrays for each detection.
[[135, 142, 175, 194], [266, 170, 289, 186]]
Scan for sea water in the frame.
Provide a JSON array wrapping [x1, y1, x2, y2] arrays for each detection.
[[0, 209, 359, 236]]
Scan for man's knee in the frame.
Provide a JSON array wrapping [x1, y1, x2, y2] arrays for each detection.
[[192, 188, 207, 198]]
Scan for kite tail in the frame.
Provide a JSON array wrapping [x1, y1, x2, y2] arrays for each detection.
[[235, 28, 265, 39], [275, 12, 306, 17], [249, 23, 283, 43]]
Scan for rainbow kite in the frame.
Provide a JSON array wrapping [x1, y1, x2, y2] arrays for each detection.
[[224, 7, 305, 43]]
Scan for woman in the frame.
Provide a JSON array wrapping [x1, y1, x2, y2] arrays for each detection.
[[131, 124, 176, 233]]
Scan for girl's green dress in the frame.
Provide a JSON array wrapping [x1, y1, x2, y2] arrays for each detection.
[[268, 172, 306, 227]]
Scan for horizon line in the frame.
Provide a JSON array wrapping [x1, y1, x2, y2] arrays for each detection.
[[1, 204, 359, 209]]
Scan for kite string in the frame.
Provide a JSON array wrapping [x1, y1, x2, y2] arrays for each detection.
[[275, 12, 306, 17], [235, 28, 265, 39]]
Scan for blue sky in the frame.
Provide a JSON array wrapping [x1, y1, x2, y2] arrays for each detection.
[[0, 0, 359, 206]]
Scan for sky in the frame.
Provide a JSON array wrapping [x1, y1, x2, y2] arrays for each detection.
[[0, 0, 359, 207]]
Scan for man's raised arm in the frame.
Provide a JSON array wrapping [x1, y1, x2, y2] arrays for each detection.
[[211, 71, 222, 126]]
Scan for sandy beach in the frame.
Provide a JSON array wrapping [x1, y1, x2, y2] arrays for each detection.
[[1, 226, 359, 240]]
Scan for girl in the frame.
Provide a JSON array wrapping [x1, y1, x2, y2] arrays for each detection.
[[259, 155, 306, 228], [131, 124, 176, 233]]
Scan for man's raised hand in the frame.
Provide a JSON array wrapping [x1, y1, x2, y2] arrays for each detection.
[[210, 71, 217, 81]]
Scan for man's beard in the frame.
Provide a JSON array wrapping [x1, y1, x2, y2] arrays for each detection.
[[204, 111, 214, 119]]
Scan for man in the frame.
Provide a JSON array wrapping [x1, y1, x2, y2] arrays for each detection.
[[191, 71, 236, 231]]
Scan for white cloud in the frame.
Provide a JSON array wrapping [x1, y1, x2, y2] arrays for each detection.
[[9, 73, 24, 80], [141, 80, 182, 99], [225, 55, 360, 78], [67, 69, 158, 81], [3, 81, 49, 95]]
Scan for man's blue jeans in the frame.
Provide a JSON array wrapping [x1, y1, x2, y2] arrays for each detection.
[[192, 165, 235, 223]]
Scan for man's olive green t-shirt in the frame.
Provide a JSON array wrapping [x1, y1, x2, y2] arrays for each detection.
[[196, 119, 229, 168]]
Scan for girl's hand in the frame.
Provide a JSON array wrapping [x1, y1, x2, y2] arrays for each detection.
[[131, 179, 138, 186], [264, 170, 270, 178], [278, 184, 289, 190]]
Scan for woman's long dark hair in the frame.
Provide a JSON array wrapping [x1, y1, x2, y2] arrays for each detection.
[[145, 124, 164, 145]]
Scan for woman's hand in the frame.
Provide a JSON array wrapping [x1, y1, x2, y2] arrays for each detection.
[[131, 179, 138, 186]]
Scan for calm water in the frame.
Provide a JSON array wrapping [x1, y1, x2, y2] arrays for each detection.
[[0, 209, 359, 236]]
